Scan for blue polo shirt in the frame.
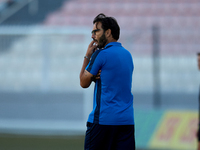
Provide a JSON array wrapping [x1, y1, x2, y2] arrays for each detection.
[[86, 42, 134, 125]]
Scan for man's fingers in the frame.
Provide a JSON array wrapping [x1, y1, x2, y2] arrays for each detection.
[[95, 70, 101, 80], [97, 70, 101, 75], [89, 40, 95, 46], [89, 40, 97, 48], [89, 42, 97, 52]]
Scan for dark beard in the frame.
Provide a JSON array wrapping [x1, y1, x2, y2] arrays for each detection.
[[97, 33, 107, 49]]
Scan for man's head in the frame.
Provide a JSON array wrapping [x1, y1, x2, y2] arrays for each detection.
[[91, 13, 120, 49]]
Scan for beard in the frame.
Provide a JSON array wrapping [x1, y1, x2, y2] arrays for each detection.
[[97, 33, 107, 49]]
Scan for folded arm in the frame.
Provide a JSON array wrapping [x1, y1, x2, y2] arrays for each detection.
[[80, 63, 94, 88]]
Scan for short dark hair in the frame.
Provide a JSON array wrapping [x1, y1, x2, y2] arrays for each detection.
[[93, 13, 120, 41]]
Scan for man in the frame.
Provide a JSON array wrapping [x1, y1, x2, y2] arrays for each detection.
[[79, 13, 135, 150], [198, 53, 200, 150]]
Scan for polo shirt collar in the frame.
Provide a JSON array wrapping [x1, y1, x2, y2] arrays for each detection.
[[104, 42, 121, 49]]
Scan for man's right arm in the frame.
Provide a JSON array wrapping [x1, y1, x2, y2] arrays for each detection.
[[79, 41, 97, 88]]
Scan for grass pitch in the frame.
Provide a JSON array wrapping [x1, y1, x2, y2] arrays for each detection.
[[0, 134, 166, 150], [0, 134, 85, 150]]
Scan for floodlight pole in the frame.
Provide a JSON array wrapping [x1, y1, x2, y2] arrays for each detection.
[[152, 25, 161, 108]]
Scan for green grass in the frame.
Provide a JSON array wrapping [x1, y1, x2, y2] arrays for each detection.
[[0, 134, 170, 150], [0, 134, 85, 150]]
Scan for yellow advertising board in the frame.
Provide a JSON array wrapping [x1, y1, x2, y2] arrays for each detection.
[[149, 110, 198, 149]]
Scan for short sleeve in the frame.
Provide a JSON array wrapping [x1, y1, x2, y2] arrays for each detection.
[[86, 50, 105, 75]]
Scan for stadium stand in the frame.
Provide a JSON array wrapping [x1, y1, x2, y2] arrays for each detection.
[[0, 0, 66, 25], [43, 0, 200, 95], [0, 26, 87, 91], [43, 0, 200, 56], [0, 0, 199, 94]]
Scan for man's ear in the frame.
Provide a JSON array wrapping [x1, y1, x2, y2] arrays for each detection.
[[105, 29, 112, 38]]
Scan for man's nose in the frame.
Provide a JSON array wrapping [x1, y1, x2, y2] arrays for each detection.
[[91, 34, 95, 39]]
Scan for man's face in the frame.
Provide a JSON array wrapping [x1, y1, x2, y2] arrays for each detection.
[[91, 22, 108, 49]]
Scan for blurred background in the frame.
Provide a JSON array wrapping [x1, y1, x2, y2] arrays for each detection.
[[0, 0, 200, 149]]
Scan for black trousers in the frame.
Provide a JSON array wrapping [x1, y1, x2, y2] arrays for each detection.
[[84, 122, 135, 150]]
